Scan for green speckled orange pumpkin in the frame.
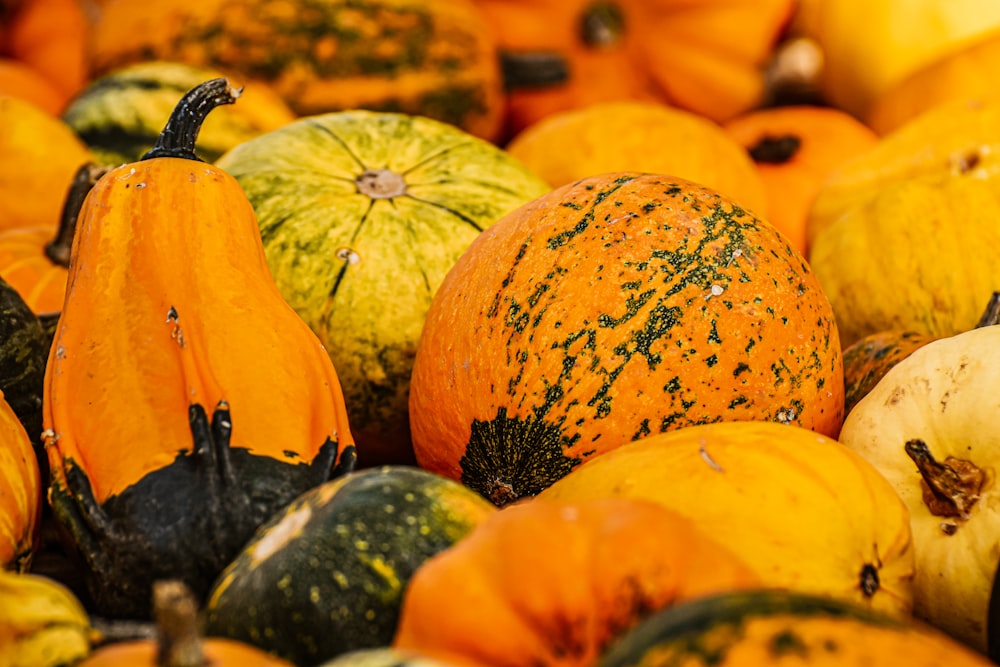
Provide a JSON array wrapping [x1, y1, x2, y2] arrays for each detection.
[[409, 172, 845, 506]]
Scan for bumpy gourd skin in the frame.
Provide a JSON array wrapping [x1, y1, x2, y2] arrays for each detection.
[[43, 82, 356, 619]]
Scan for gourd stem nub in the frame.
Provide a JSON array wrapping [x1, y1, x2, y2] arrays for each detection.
[[142, 78, 242, 162]]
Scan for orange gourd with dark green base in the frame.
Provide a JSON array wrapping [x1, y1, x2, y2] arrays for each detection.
[[43, 79, 357, 619], [409, 172, 844, 506]]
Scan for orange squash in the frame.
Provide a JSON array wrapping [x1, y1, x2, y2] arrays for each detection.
[[0, 388, 41, 572], [44, 79, 356, 619], [723, 104, 878, 256], [409, 172, 844, 506], [475, 0, 795, 137], [537, 421, 916, 620], [393, 497, 758, 667]]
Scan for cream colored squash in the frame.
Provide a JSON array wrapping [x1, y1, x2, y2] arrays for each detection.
[[838, 324, 1000, 652]]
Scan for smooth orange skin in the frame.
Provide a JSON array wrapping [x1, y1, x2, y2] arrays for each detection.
[[475, 0, 795, 136], [44, 158, 355, 503], [393, 498, 758, 667], [0, 390, 41, 572], [723, 105, 878, 256], [0, 225, 68, 315]]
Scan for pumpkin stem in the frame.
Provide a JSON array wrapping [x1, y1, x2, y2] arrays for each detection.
[[975, 291, 1000, 328], [152, 580, 205, 667], [748, 135, 802, 164], [45, 162, 111, 268], [142, 78, 242, 162], [581, 2, 625, 48], [499, 51, 570, 90], [904, 439, 984, 520]]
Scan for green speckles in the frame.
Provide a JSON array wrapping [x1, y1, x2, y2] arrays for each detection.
[[707, 320, 721, 345], [202, 467, 495, 665], [704, 354, 718, 367], [663, 376, 681, 393], [733, 362, 750, 377], [728, 396, 749, 409], [460, 407, 579, 506]]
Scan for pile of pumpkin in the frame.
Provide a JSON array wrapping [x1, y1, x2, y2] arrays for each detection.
[[4, 0, 1000, 665]]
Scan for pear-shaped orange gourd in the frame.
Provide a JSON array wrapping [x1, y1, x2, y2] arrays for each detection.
[[43, 79, 356, 619]]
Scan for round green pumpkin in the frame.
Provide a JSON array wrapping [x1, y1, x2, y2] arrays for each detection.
[[215, 111, 549, 466], [202, 465, 497, 666]]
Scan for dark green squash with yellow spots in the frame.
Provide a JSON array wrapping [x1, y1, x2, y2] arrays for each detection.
[[409, 172, 845, 506], [596, 589, 993, 667], [202, 466, 496, 667]]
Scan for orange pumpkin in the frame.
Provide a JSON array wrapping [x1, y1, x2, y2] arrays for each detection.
[[505, 100, 769, 215], [393, 497, 758, 667], [0, 388, 41, 572], [409, 172, 844, 506], [0, 95, 94, 233], [475, 0, 795, 137], [723, 104, 878, 256]]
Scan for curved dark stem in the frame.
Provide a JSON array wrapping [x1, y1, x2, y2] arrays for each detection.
[[142, 78, 242, 162], [975, 291, 1000, 328], [45, 162, 112, 268]]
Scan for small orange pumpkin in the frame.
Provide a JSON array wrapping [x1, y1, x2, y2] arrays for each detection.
[[393, 497, 758, 667], [409, 172, 844, 506], [723, 104, 878, 256], [505, 100, 769, 215], [475, 0, 795, 136], [77, 580, 296, 667], [0, 163, 105, 315]]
